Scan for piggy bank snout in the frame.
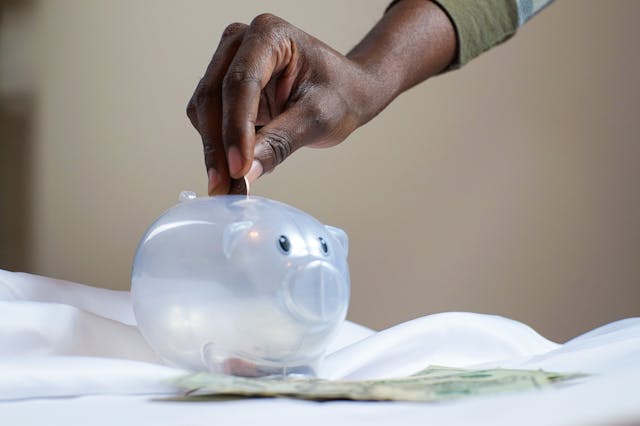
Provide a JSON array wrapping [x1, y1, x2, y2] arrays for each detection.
[[284, 260, 347, 323]]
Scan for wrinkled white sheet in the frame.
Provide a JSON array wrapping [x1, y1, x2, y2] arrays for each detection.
[[1, 269, 639, 425]]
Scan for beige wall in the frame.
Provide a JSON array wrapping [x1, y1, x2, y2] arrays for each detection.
[[1, 0, 638, 342]]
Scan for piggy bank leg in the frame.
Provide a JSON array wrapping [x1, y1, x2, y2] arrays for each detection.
[[201, 342, 318, 378]]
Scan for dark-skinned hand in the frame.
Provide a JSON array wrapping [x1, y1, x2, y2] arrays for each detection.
[[187, 1, 457, 195]]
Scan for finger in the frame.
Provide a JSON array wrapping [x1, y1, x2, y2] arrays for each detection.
[[222, 14, 294, 179], [194, 82, 228, 196], [252, 103, 316, 176], [256, 88, 275, 127], [192, 22, 248, 195], [186, 94, 200, 131]]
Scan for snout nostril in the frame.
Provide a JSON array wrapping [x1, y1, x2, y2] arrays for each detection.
[[284, 261, 347, 323]]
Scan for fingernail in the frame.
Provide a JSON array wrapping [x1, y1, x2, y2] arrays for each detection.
[[227, 145, 243, 177], [246, 160, 263, 184], [208, 168, 219, 195]]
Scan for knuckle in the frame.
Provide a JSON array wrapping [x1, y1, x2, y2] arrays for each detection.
[[305, 100, 327, 123], [250, 13, 279, 30], [203, 142, 216, 156], [262, 129, 293, 166], [186, 99, 197, 120], [221, 22, 246, 39], [222, 69, 261, 92], [305, 100, 334, 133], [193, 84, 215, 106]]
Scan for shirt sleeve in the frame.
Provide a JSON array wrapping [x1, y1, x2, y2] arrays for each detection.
[[387, 0, 554, 68]]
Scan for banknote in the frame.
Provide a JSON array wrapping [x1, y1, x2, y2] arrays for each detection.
[[167, 366, 584, 403]]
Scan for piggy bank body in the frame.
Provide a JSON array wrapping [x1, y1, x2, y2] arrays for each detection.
[[131, 195, 350, 376]]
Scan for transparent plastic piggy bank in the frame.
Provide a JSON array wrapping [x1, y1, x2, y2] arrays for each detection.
[[131, 193, 350, 377]]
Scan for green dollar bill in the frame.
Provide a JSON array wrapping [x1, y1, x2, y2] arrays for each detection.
[[166, 366, 584, 403]]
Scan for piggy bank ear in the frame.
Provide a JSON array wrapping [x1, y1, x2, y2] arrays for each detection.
[[325, 225, 348, 256], [223, 221, 253, 258]]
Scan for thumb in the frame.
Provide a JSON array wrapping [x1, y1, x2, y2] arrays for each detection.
[[251, 103, 316, 177]]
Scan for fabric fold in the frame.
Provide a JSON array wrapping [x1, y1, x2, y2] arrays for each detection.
[[1, 269, 639, 401]]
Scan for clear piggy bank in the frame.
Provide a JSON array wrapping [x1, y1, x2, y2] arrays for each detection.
[[131, 193, 350, 377]]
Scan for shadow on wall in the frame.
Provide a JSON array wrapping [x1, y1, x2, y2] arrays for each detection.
[[0, 95, 34, 271], [0, 0, 36, 271]]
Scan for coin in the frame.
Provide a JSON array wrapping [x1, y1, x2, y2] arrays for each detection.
[[228, 176, 250, 195]]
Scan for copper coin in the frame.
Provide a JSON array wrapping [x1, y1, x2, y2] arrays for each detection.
[[228, 176, 250, 195]]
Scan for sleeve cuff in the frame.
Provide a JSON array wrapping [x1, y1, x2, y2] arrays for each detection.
[[434, 0, 519, 68], [387, 0, 520, 69]]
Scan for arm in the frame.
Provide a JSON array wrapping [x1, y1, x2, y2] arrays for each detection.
[[187, 0, 456, 195], [186, 0, 553, 195], [425, 0, 554, 67]]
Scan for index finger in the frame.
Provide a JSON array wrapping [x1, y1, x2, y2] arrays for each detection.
[[189, 23, 247, 195]]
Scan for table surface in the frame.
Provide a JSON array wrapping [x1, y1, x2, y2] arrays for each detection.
[[3, 369, 640, 426], [2, 269, 640, 426]]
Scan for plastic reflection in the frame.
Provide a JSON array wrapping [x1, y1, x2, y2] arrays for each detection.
[[131, 194, 350, 377]]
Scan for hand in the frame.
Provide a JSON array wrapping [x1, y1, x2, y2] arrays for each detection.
[[187, 1, 456, 195], [187, 14, 382, 195]]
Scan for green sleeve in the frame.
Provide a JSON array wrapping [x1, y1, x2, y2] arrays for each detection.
[[433, 0, 519, 68], [386, 0, 520, 69]]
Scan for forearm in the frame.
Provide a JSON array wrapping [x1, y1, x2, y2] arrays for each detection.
[[346, 0, 556, 126], [347, 0, 457, 121]]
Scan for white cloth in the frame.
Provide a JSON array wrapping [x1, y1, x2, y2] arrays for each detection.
[[1, 269, 639, 425]]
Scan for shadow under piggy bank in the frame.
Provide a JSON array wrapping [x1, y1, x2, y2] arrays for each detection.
[[131, 193, 350, 377]]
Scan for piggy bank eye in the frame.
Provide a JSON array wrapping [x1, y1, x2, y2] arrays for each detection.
[[278, 235, 291, 254], [318, 237, 329, 255]]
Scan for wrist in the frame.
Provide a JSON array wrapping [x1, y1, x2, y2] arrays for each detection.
[[346, 0, 457, 125], [344, 56, 401, 128]]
